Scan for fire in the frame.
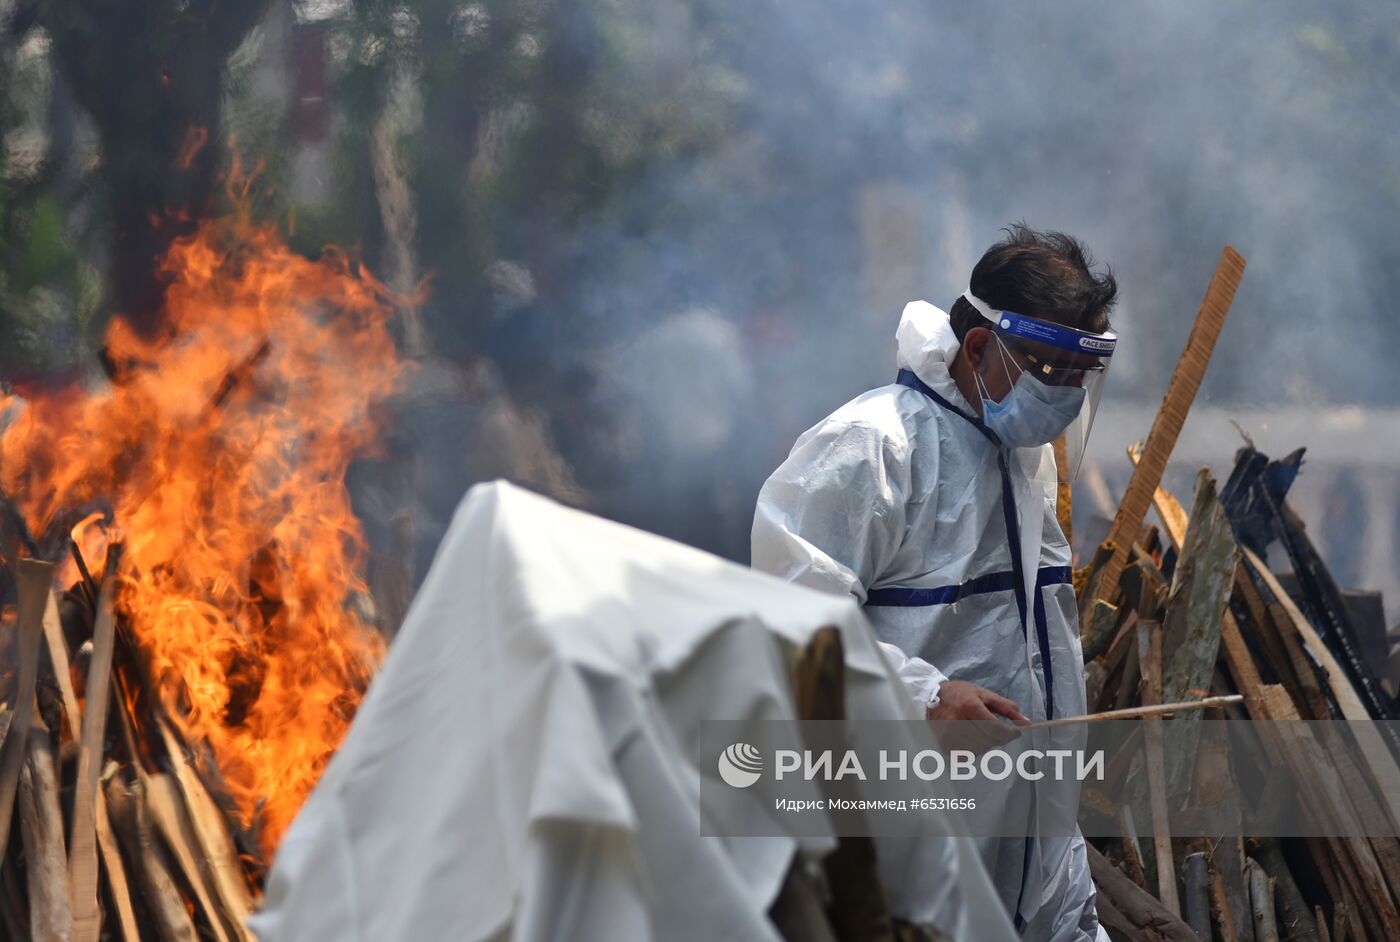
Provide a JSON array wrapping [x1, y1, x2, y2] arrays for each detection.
[[0, 202, 407, 860]]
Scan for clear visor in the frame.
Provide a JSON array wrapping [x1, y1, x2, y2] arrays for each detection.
[[968, 292, 1116, 483], [1060, 366, 1109, 483]]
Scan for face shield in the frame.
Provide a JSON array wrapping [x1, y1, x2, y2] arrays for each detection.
[[962, 290, 1117, 481]]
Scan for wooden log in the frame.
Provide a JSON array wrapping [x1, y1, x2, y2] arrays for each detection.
[[1182, 852, 1211, 941], [1191, 717, 1253, 942], [1141, 467, 1394, 938], [1119, 805, 1149, 889], [1121, 554, 1170, 624], [793, 626, 894, 942], [1138, 618, 1180, 917], [142, 770, 233, 942], [1082, 600, 1121, 664], [0, 558, 52, 861], [1250, 837, 1319, 942], [70, 548, 120, 942], [0, 840, 30, 941], [1086, 245, 1246, 626], [156, 718, 255, 941], [36, 576, 140, 942], [1243, 550, 1400, 908], [1086, 841, 1199, 942], [1111, 617, 1144, 713], [1258, 687, 1397, 941], [1097, 890, 1164, 942], [1077, 541, 1117, 609], [1316, 906, 1331, 942], [1211, 858, 1242, 942], [94, 776, 141, 942], [1160, 472, 1238, 796], [769, 856, 839, 942], [1332, 903, 1349, 942], [106, 775, 199, 942], [19, 721, 71, 942], [1248, 857, 1280, 942], [1085, 659, 1110, 716]]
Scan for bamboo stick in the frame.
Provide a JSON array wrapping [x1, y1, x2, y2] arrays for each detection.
[[40, 589, 81, 740], [70, 547, 121, 942], [1138, 619, 1181, 917], [1087, 246, 1245, 626], [36, 576, 140, 942], [0, 558, 53, 860], [1018, 695, 1243, 730]]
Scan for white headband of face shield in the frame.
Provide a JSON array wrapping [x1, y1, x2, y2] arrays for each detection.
[[961, 289, 1002, 326]]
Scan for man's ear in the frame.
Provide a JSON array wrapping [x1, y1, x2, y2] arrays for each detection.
[[962, 326, 990, 370]]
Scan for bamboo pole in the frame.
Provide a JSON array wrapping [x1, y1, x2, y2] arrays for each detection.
[[37, 578, 140, 942], [1138, 619, 1181, 918], [1018, 695, 1243, 730], [70, 546, 121, 942], [1085, 246, 1245, 628]]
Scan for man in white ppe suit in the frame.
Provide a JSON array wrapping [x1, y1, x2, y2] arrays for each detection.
[[752, 225, 1118, 941]]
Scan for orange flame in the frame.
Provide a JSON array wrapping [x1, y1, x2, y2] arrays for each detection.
[[0, 205, 406, 859]]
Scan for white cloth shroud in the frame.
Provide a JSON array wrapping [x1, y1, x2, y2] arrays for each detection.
[[250, 480, 1017, 942]]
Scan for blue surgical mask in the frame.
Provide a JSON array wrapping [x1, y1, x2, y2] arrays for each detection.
[[975, 335, 1086, 449]]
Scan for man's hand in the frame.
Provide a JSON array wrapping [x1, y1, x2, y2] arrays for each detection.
[[926, 680, 1027, 752]]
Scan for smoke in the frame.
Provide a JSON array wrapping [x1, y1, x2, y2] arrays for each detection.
[[511, 1, 1400, 564]]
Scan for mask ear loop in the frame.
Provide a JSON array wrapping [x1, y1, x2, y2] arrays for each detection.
[[973, 332, 1019, 407], [992, 333, 1023, 384]]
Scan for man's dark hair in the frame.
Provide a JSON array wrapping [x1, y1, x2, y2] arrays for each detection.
[[950, 223, 1117, 342]]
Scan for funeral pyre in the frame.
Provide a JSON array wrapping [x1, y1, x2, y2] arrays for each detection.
[[0, 199, 407, 941]]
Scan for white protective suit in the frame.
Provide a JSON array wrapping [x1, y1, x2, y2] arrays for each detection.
[[752, 300, 1107, 941]]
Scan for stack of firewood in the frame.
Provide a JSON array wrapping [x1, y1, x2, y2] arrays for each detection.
[[0, 545, 260, 942], [1074, 246, 1400, 941], [1077, 444, 1400, 942]]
